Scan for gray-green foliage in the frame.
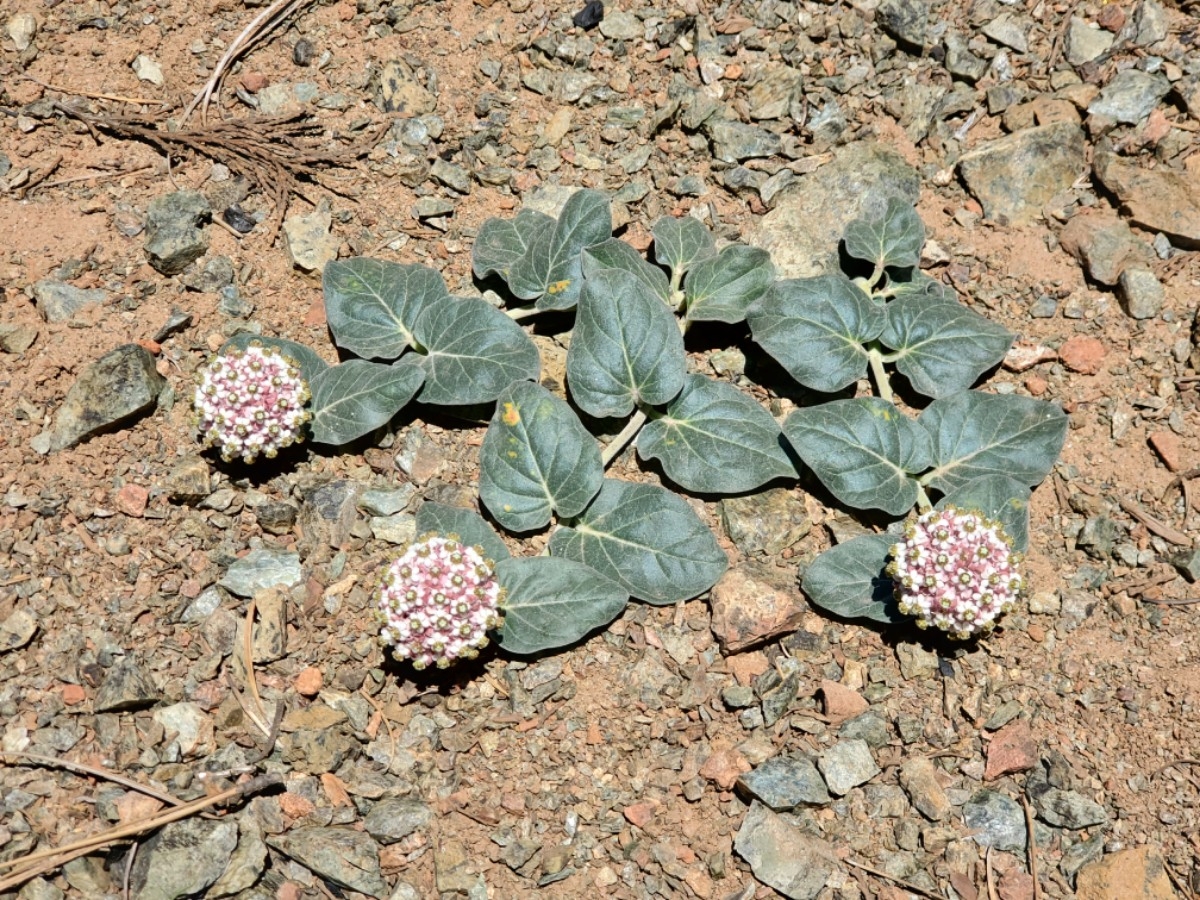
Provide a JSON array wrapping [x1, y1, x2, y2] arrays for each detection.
[[217, 191, 1066, 652]]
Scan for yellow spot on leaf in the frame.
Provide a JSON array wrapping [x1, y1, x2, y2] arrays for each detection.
[[547, 279, 571, 295], [501, 402, 520, 426]]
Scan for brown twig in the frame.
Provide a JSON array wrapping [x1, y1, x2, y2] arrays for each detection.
[[843, 858, 945, 900], [0, 750, 184, 808], [1021, 794, 1042, 900], [1120, 499, 1193, 547], [1144, 597, 1200, 606], [34, 166, 156, 193], [122, 841, 138, 900], [20, 74, 167, 107], [240, 596, 271, 737], [244, 698, 286, 765], [986, 846, 999, 900], [15, 153, 62, 200]]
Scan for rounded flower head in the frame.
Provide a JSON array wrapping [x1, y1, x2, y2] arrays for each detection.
[[888, 506, 1023, 640], [376, 535, 504, 670], [194, 345, 311, 463]]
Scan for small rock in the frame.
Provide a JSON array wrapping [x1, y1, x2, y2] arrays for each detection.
[[838, 711, 889, 748], [1003, 342, 1057, 373], [246, 586, 287, 662], [94, 659, 159, 712], [1065, 17, 1114, 66], [283, 204, 338, 273], [293, 38, 315, 66], [598, 8, 640, 40], [709, 562, 807, 654], [7, 12, 37, 51], [364, 798, 433, 844], [371, 513, 417, 544], [294, 666, 323, 697], [1170, 547, 1200, 582], [700, 747, 752, 790], [1059, 213, 1136, 286], [115, 483, 149, 517], [899, 758, 952, 821], [44, 345, 164, 452], [0, 323, 38, 353], [254, 500, 298, 535], [32, 279, 106, 323], [1075, 844, 1176, 900], [145, 191, 210, 275], [1036, 788, 1107, 828], [129, 819, 237, 900], [430, 158, 470, 194], [746, 63, 804, 121], [876, 0, 930, 51], [1093, 150, 1200, 249], [218, 549, 302, 597], [1058, 335, 1107, 374], [1077, 515, 1120, 558], [944, 32, 988, 82], [434, 838, 481, 894], [1129, 0, 1169, 46], [982, 12, 1030, 52], [759, 657, 801, 726], [377, 59, 436, 115], [206, 817, 268, 897], [0, 609, 37, 653], [817, 740, 880, 796], [359, 486, 416, 516], [704, 118, 782, 163], [132, 54, 164, 86], [268, 827, 386, 898], [1117, 268, 1164, 320], [734, 801, 841, 900], [963, 790, 1027, 852], [1088, 69, 1170, 125], [623, 801, 656, 827], [820, 680, 868, 722], [152, 702, 210, 757], [299, 479, 362, 553], [985, 720, 1038, 780], [18, 877, 64, 900], [720, 488, 811, 556], [737, 754, 831, 810], [164, 456, 211, 503], [896, 642, 939, 679]]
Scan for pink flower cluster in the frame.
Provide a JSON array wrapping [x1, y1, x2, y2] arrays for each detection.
[[376, 536, 503, 669], [194, 345, 311, 463], [888, 507, 1023, 639]]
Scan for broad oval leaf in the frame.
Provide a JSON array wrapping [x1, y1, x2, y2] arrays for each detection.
[[801, 533, 906, 624], [886, 271, 956, 303], [220, 334, 329, 385], [495, 556, 629, 655], [882, 295, 1014, 399], [637, 375, 796, 494], [936, 474, 1031, 552], [480, 381, 604, 532], [323, 258, 448, 359], [747, 274, 886, 393], [684, 245, 775, 324], [919, 391, 1068, 494], [583, 238, 671, 305], [414, 501, 510, 562], [566, 267, 686, 418], [309, 359, 424, 445], [411, 296, 540, 405], [842, 197, 925, 270], [653, 216, 717, 278], [783, 397, 933, 516], [507, 189, 612, 310], [548, 479, 728, 605], [473, 209, 554, 282]]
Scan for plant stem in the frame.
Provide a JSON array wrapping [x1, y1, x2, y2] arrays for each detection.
[[601, 409, 648, 468], [670, 268, 686, 312], [506, 306, 539, 321], [867, 346, 893, 404], [915, 484, 933, 513]]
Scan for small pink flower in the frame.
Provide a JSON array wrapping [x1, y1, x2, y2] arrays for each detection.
[[888, 507, 1023, 639], [194, 345, 311, 463], [376, 535, 504, 669]]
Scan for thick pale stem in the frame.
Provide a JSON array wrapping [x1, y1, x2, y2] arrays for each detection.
[[505, 307, 540, 322], [601, 409, 648, 468], [867, 347, 893, 404], [670, 268, 686, 312], [915, 484, 933, 513]]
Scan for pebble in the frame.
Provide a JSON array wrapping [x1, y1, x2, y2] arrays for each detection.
[[207, 818, 268, 897], [699, 747, 752, 790], [1093, 151, 1200, 249], [144, 190, 211, 275], [218, 549, 302, 597], [363, 798, 432, 844], [899, 758, 952, 821], [164, 456, 211, 504], [94, 658, 160, 712], [152, 702, 210, 757], [1088, 69, 1170, 124], [283, 204, 338, 273], [876, 0, 930, 51], [963, 790, 1028, 852], [0, 609, 36, 653], [1117, 268, 1164, 320], [1036, 788, 1108, 828], [268, 827, 387, 897], [745, 63, 804, 121], [598, 9, 640, 40], [1065, 17, 1114, 66], [895, 642, 939, 680], [734, 801, 841, 900], [1075, 844, 1176, 900], [708, 563, 807, 654], [359, 485, 416, 516], [131, 53, 164, 86], [737, 754, 831, 810], [719, 488, 811, 556], [377, 59, 435, 115], [128, 819, 237, 900], [294, 666, 323, 697], [1058, 213, 1135, 286], [6, 13, 36, 51], [820, 679, 869, 722], [703, 118, 782, 163], [1058, 335, 1107, 374], [985, 719, 1038, 779], [0, 323, 38, 353], [32, 279, 106, 323], [1170, 547, 1200, 583], [370, 513, 417, 544], [817, 739, 880, 796], [838, 711, 890, 748]]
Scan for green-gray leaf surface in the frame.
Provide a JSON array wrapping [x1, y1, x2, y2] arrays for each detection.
[[495, 556, 629, 655], [473, 209, 555, 281], [747, 275, 886, 393], [886, 271, 956, 303], [919, 391, 1068, 493], [479, 381, 604, 532], [801, 533, 905, 623], [411, 297, 540, 405], [309, 360, 424, 445], [883, 296, 1014, 399], [637, 375, 796, 494], [936, 474, 1031, 552], [684, 245, 775, 324], [842, 197, 925, 270], [566, 267, 686, 418], [220, 334, 328, 385], [653, 216, 716, 278], [783, 397, 933, 516], [582, 238, 671, 304], [323, 259, 448, 359], [549, 479, 728, 604], [507, 190, 612, 310], [414, 501, 510, 562]]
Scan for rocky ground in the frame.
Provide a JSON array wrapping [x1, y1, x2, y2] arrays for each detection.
[[1, 0, 1200, 898]]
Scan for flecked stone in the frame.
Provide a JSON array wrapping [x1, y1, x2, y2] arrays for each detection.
[[376, 59, 435, 115], [152, 702, 210, 757], [1065, 17, 1114, 66], [129, 819, 237, 900], [164, 456, 211, 503], [132, 54, 164, 86], [746, 63, 804, 121], [6, 12, 37, 50], [896, 642, 939, 680], [1036, 788, 1107, 828], [817, 740, 880, 796], [839, 711, 890, 749], [206, 817, 267, 897], [1117, 268, 1164, 320], [218, 549, 302, 597], [0, 323, 38, 353], [283, 205, 338, 273], [944, 33, 988, 82], [0, 609, 36, 653], [32, 279, 106, 323], [1058, 213, 1136, 286], [1088, 69, 1170, 124], [734, 801, 841, 899], [985, 719, 1038, 780], [957, 122, 1086, 225], [720, 488, 811, 556], [876, 0, 930, 51], [703, 118, 782, 163], [598, 8, 640, 40], [963, 790, 1026, 852], [1077, 515, 1120, 558], [737, 754, 831, 810], [254, 500, 298, 535], [370, 513, 417, 544], [899, 758, 952, 821], [1093, 150, 1200, 249], [144, 191, 211, 275], [43, 344, 164, 452], [268, 827, 386, 898], [709, 562, 807, 655], [1076, 845, 1175, 900], [95, 659, 160, 712], [359, 485, 417, 516], [364, 798, 433, 844], [982, 12, 1030, 52]]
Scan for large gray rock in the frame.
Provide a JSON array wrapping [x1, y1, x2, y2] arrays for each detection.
[[957, 122, 1085, 225], [1065, 17, 1114, 66], [32, 279, 106, 323], [144, 190, 211, 275], [703, 118, 782, 162], [738, 755, 831, 810], [129, 819, 237, 900], [218, 549, 302, 597], [750, 141, 920, 278], [1088, 69, 1170, 124], [963, 790, 1027, 852], [268, 827, 387, 898], [876, 0, 930, 51], [41, 344, 163, 452], [1094, 150, 1200, 248], [734, 801, 841, 899]]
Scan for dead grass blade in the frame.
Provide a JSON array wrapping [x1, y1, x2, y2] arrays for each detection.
[[0, 750, 184, 807]]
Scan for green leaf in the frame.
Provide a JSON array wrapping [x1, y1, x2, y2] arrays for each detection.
[[308, 360, 424, 445], [653, 216, 717, 279], [582, 238, 671, 305], [322, 258, 448, 359], [842, 197, 925, 270], [495, 557, 629, 655], [936, 475, 1031, 553], [886, 271, 956, 303], [566, 266, 686, 419], [747, 275, 886, 393], [783, 397, 933, 516], [411, 297, 540, 405], [507, 189, 612, 311], [684, 245, 775, 324], [414, 501, 510, 562], [479, 381, 604, 532], [549, 479, 728, 605], [637, 375, 796, 494], [801, 533, 905, 624], [882, 295, 1014, 399], [919, 391, 1068, 494], [220, 334, 328, 386], [473, 209, 554, 281]]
